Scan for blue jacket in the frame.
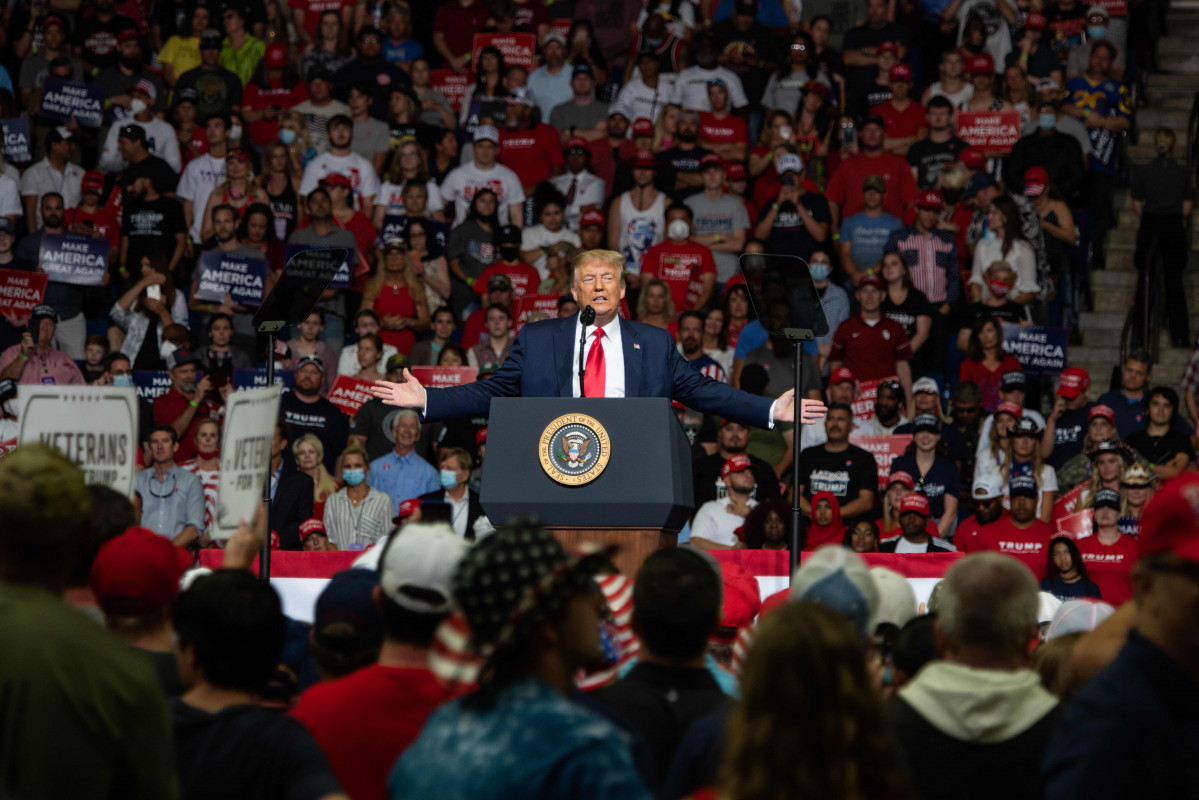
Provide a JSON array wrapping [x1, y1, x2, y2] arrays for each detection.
[[424, 316, 776, 428]]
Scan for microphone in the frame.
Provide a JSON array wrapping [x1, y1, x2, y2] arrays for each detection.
[[579, 306, 596, 397]]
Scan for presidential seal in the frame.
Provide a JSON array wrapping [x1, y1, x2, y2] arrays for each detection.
[[539, 413, 611, 486]]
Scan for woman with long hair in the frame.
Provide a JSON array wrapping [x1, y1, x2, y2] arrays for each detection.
[[748, 110, 795, 179], [200, 152, 269, 241], [293, 433, 339, 519], [970, 195, 1038, 305], [703, 307, 734, 375], [403, 217, 452, 315], [362, 239, 430, 355], [1054, 406, 1123, 491], [792, 81, 835, 182], [635, 278, 675, 329], [975, 401, 1021, 484], [998, 418, 1058, 523], [1039, 536, 1101, 600], [255, 142, 304, 239], [565, 20, 609, 86], [762, 32, 821, 115], [375, 137, 445, 226], [880, 250, 932, 374], [110, 254, 187, 370], [741, 499, 790, 550], [236, 202, 286, 277], [892, 417, 960, 538], [1075, 488, 1138, 604], [447, 189, 500, 287], [722, 284, 756, 349], [159, 4, 210, 86], [959, 315, 1023, 410], [653, 103, 680, 153], [717, 601, 908, 800], [322, 444, 393, 550], [1077, 440, 1134, 509], [279, 111, 319, 171], [301, 10, 353, 78], [459, 46, 506, 131], [1119, 463, 1155, 520], [879, 471, 916, 540], [844, 518, 880, 553]]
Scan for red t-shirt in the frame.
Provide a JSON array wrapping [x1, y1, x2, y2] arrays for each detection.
[[698, 112, 748, 148], [1075, 533, 1138, 605], [290, 665, 462, 800], [976, 517, 1054, 580], [63, 207, 121, 251], [242, 79, 310, 147], [474, 261, 540, 300], [954, 512, 999, 553], [829, 315, 913, 381], [288, 0, 355, 37], [639, 241, 716, 312], [959, 354, 1024, 412], [513, 0, 551, 34], [870, 99, 929, 141], [825, 151, 918, 219], [498, 123, 565, 189], [153, 388, 222, 463], [433, 0, 490, 58]]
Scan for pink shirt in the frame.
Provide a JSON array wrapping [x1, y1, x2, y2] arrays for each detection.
[[0, 344, 85, 386]]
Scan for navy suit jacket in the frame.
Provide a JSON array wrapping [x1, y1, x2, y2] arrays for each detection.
[[424, 316, 776, 427]]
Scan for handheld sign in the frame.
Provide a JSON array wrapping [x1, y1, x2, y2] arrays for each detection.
[[16, 385, 137, 495], [849, 433, 914, 492], [283, 243, 355, 290], [472, 34, 535, 70], [1001, 323, 1068, 376], [132, 369, 175, 401], [216, 386, 282, 539], [411, 366, 478, 387], [429, 69, 474, 112], [511, 293, 564, 332], [39, 79, 106, 128], [1, 118, 32, 163], [194, 250, 269, 307], [39, 233, 109, 286], [327, 375, 375, 417], [232, 367, 294, 391], [955, 110, 1021, 154], [0, 269, 47, 320]]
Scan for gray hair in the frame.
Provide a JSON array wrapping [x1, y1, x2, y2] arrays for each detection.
[[937, 553, 1038, 659], [392, 408, 420, 430]]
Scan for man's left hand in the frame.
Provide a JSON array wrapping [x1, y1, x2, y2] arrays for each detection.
[[773, 390, 827, 424]]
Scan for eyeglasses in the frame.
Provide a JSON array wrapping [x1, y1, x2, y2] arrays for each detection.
[[791, 43, 807, 51], [359, 35, 380, 43]]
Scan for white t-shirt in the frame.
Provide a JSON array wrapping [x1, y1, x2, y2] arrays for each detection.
[[520, 223, 580, 279], [374, 178, 443, 217], [0, 174, 21, 220], [955, 0, 1018, 72], [894, 536, 931, 553], [690, 497, 757, 547], [671, 66, 748, 111], [176, 153, 227, 242], [299, 151, 381, 211], [615, 77, 674, 126], [440, 160, 526, 225], [20, 158, 84, 225], [99, 116, 182, 173], [616, 190, 666, 274], [337, 341, 399, 376]]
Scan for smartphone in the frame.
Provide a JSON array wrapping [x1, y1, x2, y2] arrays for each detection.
[[146, 284, 162, 302], [782, 175, 796, 188], [780, 125, 793, 141], [841, 121, 857, 150]]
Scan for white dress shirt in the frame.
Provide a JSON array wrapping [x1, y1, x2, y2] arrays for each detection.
[[571, 316, 626, 399]]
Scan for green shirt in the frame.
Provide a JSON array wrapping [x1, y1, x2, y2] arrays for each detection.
[[219, 35, 266, 86], [0, 584, 179, 800]]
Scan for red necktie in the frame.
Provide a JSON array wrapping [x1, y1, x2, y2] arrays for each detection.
[[584, 329, 606, 398], [565, 177, 577, 205]]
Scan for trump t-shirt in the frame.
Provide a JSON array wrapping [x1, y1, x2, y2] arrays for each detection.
[[796, 444, 878, 511], [976, 518, 1054, 580], [1075, 533, 1138, 605], [639, 241, 716, 312]]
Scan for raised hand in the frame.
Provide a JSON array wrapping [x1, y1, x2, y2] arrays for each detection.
[[370, 368, 427, 409]]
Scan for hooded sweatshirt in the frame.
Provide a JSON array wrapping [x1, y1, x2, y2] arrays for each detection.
[[889, 661, 1060, 800], [803, 491, 845, 550]]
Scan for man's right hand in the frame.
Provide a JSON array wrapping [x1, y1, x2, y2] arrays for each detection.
[[19, 332, 35, 359], [370, 369, 427, 409], [193, 375, 213, 402]]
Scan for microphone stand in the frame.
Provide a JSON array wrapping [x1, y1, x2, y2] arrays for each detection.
[[578, 305, 595, 396], [785, 327, 814, 576]]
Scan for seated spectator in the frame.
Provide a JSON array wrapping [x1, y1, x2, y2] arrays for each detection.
[[1097, 350, 1194, 438], [339, 310, 400, 376], [963, 53, 1013, 112], [805, 491, 847, 550], [268, 420, 317, 550], [548, 63, 610, 145], [475, 225, 541, 300], [1075, 488, 1138, 604], [1053, 403, 1119, 490], [839, 175, 902, 283], [976, 371, 1047, 453], [293, 433, 339, 516], [797, 404, 878, 521], [687, 156, 752, 285], [992, 417, 1058, 523], [1124, 387, 1195, 481], [466, 304, 514, 370], [349, 355, 413, 462], [879, 470, 918, 540], [1120, 463, 1156, 522], [134, 425, 205, 547], [368, 410, 439, 516], [741, 498, 790, 550], [691, 455, 758, 549], [672, 33, 747, 113], [1006, 93, 1086, 205], [418, 447, 488, 541], [959, 317, 1023, 411], [178, 419, 222, 541], [955, 473, 1007, 552], [1077, 438, 1140, 509], [850, 40, 898, 117], [844, 517, 881, 552], [906, 96, 970, 189], [976, 475, 1055, 578], [152, 348, 223, 462], [858, 378, 909, 434], [891, 553, 1059, 800], [879, 494, 956, 553], [891, 414, 961, 537], [320, 445, 393, 550], [697, 80, 748, 162], [81, 334, 110, 384], [677, 311, 729, 383], [922, 49, 973, 107], [692, 419, 782, 507], [0, 304, 84, 386], [742, 300, 822, 400], [362, 239, 432, 356]]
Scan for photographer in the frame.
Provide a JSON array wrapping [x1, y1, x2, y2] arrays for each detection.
[[752, 151, 830, 262]]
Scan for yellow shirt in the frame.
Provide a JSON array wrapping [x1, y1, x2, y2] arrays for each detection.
[[159, 35, 202, 81], [218, 34, 265, 86]]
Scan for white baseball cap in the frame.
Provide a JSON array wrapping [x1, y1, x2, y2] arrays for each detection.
[[379, 522, 469, 614], [1046, 599, 1115, 640], [790, 545, 879, 637], [1037, 591, 1063, 626], [912, 377, 940, 395], [473, 125, 499, 144], [870, 566, 918, 630], [972, 472, 1005, 501], [776, 153, 804, 175]]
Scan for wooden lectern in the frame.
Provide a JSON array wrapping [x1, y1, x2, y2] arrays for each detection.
[[479, 398, 694, 579]]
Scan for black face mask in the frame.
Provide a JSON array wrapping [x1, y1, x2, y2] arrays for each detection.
[[500, 244, 521, 261]]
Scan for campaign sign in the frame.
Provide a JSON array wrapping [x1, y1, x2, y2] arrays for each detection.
[[194, 250, 269, 307], [0, 269, 47, 320], [411, 366, 478, 387], [39, 79, 106, 128], [1, 118, 32, 163], [132, 369, 174, 401], [232, 367, 294, 391], [512, 293, 564, 332], [379, 214, 407, 247], [852, 377, 896, 423], [1056, 508, 1094, 541], [1052, 483, 1085, 521], [327, 375, 375, 417], [216, 386, 282, 539], [39, 233, 109, 286], [955, 110, 1021, 153], [284, 243, 355, 290], [1118, 515, 1140, 537], [1001, 323, 1068, 376], [472, 34, 536, 71], [848, 433, 913, 491], [16, 385, 137, 495], [429, 69, 474, 112]]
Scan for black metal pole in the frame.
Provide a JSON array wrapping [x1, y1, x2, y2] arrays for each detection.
[[790, 336, 804, 575], [260, 331, 275, 582]]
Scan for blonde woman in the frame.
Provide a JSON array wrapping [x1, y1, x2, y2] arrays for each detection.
[[653, 103, 680, 153], [748, 110, 795, 179], [293, 434, 339, 515], [279, 111, 318, 171], [635, 278, 676, 329], [879, 471, 917, 539], [1120, 463, 1155, 518], [322, 444, 393, 550], [974, 400, 1020, 484], [998, 417, 1058, 523], [361, 239, 430, 355], [199, 151, 269, 241], [374, 137, 444, 225]]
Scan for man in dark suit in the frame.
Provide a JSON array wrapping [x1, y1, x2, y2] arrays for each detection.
[[418, 447, 488, 540], [370, 250, 827, 428], [270, 420, 315, 550]]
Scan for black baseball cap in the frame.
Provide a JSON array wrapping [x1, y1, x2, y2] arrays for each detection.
[[498, 225, 522, 245], [118, 124, 147, 143]]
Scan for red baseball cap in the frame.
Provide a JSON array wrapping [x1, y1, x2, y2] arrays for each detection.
[[565, 136, 588, 152], [265, 42, 289, 68], [476, 426, 489, 445], [721, 454, 753, 479], [699, 153, 725, 169], [726, 162, 747, 180], [579, 209, 605, 228], [712, 589, 753, 644], [321, 172, 352, 188], [1138, 472, 1199, 562], [1023, 166, 1050, 197], [299, 518, 327, 541], [877, 41, 899, 55], [625, 150, 659, 170], [966, 53, 995, 76], [81, 170, 105, 194], [916, 190, 943, 210], [117, 28, 139, 43], [997, 400, 1024, 419], [858, 273, 884, 290], [888, 470, 915, 490], [830, 366, 856, 385], [1089, 404, 1116, 424], [631, 118, 655, 138], [1056, 367, 1090, 399], [1024, 12, 1047, 30], [394, 497, 422, 523], [90, 527, 192, 617], [898, 493, 930, 516], [960, 148, 986, 170], [889, 63, 913, 83]]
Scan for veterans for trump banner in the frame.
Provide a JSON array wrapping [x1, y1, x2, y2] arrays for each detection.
[[194, 250, 269, 307], [216, 387, 282, 539], [0, 269, 47, 320], [39, 233, 109, 286], [955, 110, 1021, 153], [39, 79, 106, 128], [1002, 322, 1068, 376], [850, 434, 913, 491]]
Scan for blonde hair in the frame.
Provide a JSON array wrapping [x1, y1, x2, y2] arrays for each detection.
[[387, 136, 430, 184], [938, 163, 967, 190], [636, 277, 676, 321], [984, 261, 1016, 284], [293, 434, 338, 499], [569, 249, 625, 291], [280, 111, 311, 151], [653, 103, 680, 152], [367, 241, 423, 298]]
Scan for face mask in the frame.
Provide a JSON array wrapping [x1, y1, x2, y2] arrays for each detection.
[[130, 98, 148, 115], [645, 37, 663, 47], [160, 340, 178, 360], [667, 219, 690, 241], [279, 128, 296, 144], [1038, 112, 1056, 131], [499, 244, 520, 261], [439, 469, 459, 489], [1087, 25, 1107, 38], [983, 228, 997, 245], [342, 468, 366, 486], [809, 261, 831, 281], [230, 124, 243, 140], [112, 374, 134, 387], [988, 279, 1013, 297]]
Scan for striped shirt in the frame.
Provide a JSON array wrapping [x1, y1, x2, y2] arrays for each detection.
[[883, 226, 961, 304], [178, 460, 219, 535], [322, 487, 395, 551]]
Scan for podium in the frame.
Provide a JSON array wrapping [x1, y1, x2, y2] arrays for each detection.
[[479, 398, 694, 578]]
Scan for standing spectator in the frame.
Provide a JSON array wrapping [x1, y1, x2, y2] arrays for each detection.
[[368, 410, 439, 516], [752, 153, 830, 265], [20, 127, 83, 232], [179, 419, 222, 540], [466, 304, 513, 370], [839, 175, 902, 283], [498, 88, 565, 196], [134, 425, 205, 546], [218, 6, 266, 86], [339, 309, 400, 375], [671, 33, 748, 112], [347, 84, 390, 174], [292, 67, 352, 153], [1096, 350, 1192, 438], [332, 28, 412, 120], [615, 50, 671, 127], [418, 448, 487, 540], [178, 114, 231, 245], [640, 205, 717, 313], [922, 49, 974, 107], [608, 151, 666, 285], [17, 17, 83, 117], [440, 127, 525, 227], [890, 553, 1059, 799], [547, 64, 610, 144], [100, 82, 183, 174], [871, 63, 926, 156], [892, 414, 962, 537], [697, 80, 748, 162], [152, 348, 221, 462], [290, 0, 354, 49], [839, 0, 910, 99], [1043, 367, 1095, 468], [828, 274, 914, 393], [14, 195, 86, 359], [120, 174, 188, 282], [1124, 387, 1195, 481], [1006, 13, 1064, 83], [906, 96, 970, 189], [0, 305, 85, 385], [528, 33, 573, 120], [549, 138, 606, 233], [288, 311, 339, 393], [796, 404, 878, 520], [158, 5, 211, 86], [969, 195, 1039, 303], [859, 378, 909, 434], [686, 155, 751, 287], [95, 31, 167, 121], [432, 0, 490, 73], [1005, 92, 1086, 204], [176, 30, 245, 121], [657, 110, 713, 198], [475, 226, 540, 299], [321, 445, 393, 550], [299, 115, 381, 211], [113, 256, 188, 371], [280, 355, 351, 473], [825, 114, 918, 233], [959, 318, 1023, 411], [742, 300, 823, 399]]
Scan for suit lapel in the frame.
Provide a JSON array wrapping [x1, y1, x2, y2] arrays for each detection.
[[554, 316, 576, 397], [620, 317, 642, 399]]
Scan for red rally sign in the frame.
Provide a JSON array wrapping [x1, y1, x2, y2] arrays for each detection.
[[849, 433, 913, 491], [327, 375, 375, 418], [472, 33, 536, 71], [411, 366, 479, 387], [955, 110, 1021, 154], [0, 269, 47, 320]]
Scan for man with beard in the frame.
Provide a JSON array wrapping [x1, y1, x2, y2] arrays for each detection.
[[119, 173, 187, 282], [797, 403, 878, 520], [100, 82, 182, 174], [825, 114, 918, 233], [692, 418, 781, 506], [879, 493, 957, 552], [13, 194, 91, 359], [691, 454, 759, 549], [859, 379, 909, 434], [677, 311, 728, 383], [93, 28, 166, 118], [280, 355, 350, 473], [299, 115, 381, 212], [498, 88, 565, 196], [176, 30, 244, 121], [153, 348, 222, 462], [657, 110, 714, 198], [955, 473, 1008, 551]]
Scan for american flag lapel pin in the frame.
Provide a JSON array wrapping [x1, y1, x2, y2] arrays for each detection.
[[634, 344, 641, 350]]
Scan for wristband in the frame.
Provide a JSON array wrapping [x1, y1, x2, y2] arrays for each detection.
[[713, 233, 722, 243], [772, 202, 780, 211], [765, 152, 773, 161], [189, 400, 199, 408], [207, 303, 215, 312], [18, 353, 28, 361], [831, 233, 840, 241]]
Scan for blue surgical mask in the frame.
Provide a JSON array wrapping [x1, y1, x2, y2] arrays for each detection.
[[809, 262, 831, 281], [113, 374, 134, 387], [279, 128, 296, 144], [1087, 25, 1107, 38], [1038, 112, 1056, 131], [983, 228, 997, 245], [646, 37, 663, 47], [439, 469, 459, 489], [342, 468, 366, 486]]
